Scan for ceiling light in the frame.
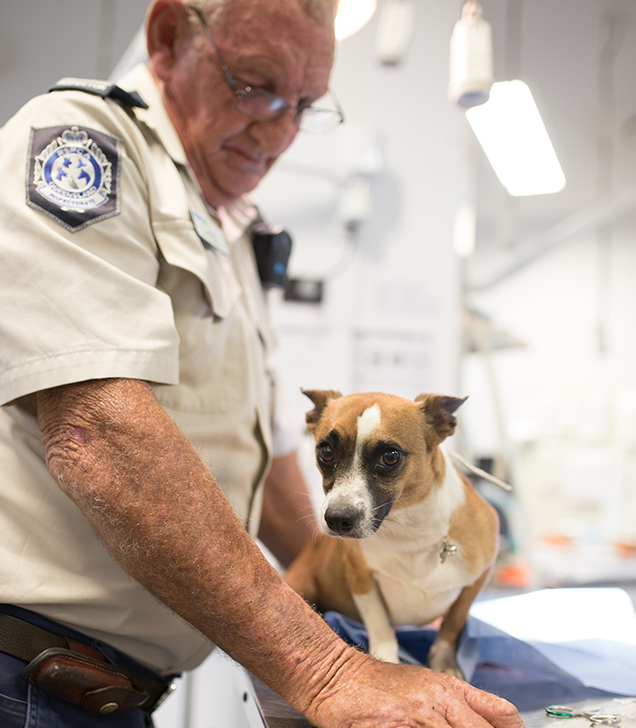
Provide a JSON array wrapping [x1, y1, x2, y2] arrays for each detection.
[[466, 80, 566, 196], [448, 0, 493, 108], [376, 0, 415, 66], [335, 0, 377, 41], [454, 201, 477, 257]]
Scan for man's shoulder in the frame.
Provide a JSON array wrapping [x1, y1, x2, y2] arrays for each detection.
[[48, 77, 149, 110], [2, 75, 149, 146], [0, 77, 153, 234], [0, 76, 155, 193]]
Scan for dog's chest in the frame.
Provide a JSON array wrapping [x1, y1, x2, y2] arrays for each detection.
[[360, 534, 474, 625], [357, 461, 475, 625]]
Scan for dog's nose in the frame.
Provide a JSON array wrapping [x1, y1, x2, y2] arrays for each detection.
[[324, 507, 360, 535]]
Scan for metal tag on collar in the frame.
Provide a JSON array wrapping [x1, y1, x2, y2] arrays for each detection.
[[440, 538, 458, 563]]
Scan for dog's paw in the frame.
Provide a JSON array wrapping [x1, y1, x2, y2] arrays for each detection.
[[437, 661, 464, 680], [369, 639, 400, 664], [427, 638, 465, 679]]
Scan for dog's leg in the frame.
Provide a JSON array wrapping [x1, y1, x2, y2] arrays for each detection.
[[343, 544, 400, 664], [428, 569, 491, 678], [352, 585, 400, 663], [284, 540, 320, 605]]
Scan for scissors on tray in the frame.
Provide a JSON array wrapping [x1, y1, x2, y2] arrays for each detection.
[[546, 706, 621, 725]]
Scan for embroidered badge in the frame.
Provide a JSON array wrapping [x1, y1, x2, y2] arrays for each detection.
[[27, 125, 121, 232]]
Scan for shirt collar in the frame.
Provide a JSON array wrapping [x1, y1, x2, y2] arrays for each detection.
[[118, 63, 189, 167]]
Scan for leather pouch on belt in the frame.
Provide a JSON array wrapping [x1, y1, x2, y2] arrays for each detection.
[[23, 647, 149, 715]]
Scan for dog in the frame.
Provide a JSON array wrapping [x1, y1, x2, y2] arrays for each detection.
[[284, 389, 499, 678]]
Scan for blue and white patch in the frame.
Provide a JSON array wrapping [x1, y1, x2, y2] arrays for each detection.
[[27, 125, 121, 232]]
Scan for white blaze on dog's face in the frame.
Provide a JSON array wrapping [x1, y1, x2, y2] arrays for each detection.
[[318, 403, 385, 538], [303, 390, 465, 540]]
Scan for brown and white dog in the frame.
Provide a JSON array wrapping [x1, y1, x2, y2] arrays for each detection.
[[284, 389, 499, 678]]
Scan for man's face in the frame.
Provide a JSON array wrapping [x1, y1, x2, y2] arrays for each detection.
[[155, 0, 335, 208]]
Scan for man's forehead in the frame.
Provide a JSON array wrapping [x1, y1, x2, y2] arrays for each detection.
[[213, 0, 335, 51], [213, 0, 335, 91]]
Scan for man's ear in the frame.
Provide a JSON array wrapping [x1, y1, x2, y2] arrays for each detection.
[[146, 1, 191, 81], [301, 389, 342, 434]]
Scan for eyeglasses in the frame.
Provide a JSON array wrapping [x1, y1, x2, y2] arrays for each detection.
[[187, 4, 344, 134]]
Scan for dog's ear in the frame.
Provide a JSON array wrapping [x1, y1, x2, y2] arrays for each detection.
[[301, 389, 342, 433], [415, 393, 468, 448]]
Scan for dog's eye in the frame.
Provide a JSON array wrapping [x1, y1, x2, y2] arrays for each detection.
[[380, 449, 401, 467], [317, 443, 334, 463]]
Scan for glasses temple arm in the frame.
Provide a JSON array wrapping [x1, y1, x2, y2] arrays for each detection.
[[187, 4, 241, 94]]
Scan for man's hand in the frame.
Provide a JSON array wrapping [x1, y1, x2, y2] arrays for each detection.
[[304, 654, 523, 728]]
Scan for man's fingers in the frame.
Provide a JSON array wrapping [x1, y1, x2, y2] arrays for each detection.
[[305, 656, 526, 728], [425, 675, 523, 728], [445, 702, 509, 728], [462, 684, 525, 728]]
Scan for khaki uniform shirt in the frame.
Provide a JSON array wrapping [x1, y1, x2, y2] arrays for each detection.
[[0, 64, 274, 674]]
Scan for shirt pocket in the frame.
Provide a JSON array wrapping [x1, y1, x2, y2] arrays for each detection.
[[152, 218, 240, 318], [152, 220, 249, 414]]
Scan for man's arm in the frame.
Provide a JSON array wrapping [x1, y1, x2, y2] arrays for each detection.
[[37, 377, 524, 728], [258, 451, 319, 567]]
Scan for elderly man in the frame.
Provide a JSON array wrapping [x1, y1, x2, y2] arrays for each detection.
[[0, 1, 525, 726]]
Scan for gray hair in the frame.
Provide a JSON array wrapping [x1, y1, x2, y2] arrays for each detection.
[[189, 0, 338, 27]]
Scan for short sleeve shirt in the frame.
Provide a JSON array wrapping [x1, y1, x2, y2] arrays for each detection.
[[0, 64, 274, 674]]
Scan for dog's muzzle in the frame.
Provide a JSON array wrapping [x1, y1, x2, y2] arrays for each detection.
[[323, 500, 392, 538], [324, 504, 363, 536]]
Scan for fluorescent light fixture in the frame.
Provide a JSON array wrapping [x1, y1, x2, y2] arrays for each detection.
[[465, 80, 566, 196], [454, 201, 477, 257], [335, 0, 377, 41]]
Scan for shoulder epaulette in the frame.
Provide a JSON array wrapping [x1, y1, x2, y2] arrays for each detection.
[[48, 78, 148, 109]]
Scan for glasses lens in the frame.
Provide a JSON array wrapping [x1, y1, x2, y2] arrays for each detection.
[[299, 108, 343, 134], [235, 88, 345, 134], [236, 89, 288, 120]]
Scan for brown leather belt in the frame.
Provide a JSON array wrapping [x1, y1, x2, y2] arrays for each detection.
[[0, 613, 176, 715]]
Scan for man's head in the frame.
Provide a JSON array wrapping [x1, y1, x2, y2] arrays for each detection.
[[183, 0, 337, 25], [147, 0, 337, 209]]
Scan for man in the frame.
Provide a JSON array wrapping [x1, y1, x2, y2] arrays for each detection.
[[0, 1, 525, 726]]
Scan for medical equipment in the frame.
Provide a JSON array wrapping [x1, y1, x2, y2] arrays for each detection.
[[546, 705, 621, 725], [448, 0, 493, 107]]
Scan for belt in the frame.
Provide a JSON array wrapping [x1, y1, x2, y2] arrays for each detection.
[[0, 613, 176, 715]]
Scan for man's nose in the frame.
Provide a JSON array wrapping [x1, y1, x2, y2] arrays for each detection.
[[249, 111, 300, 155]]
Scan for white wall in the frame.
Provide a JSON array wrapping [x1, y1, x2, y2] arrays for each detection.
[[256, 2, 464, 465], [0, 0, 148, 124], [463, 217, 636, 586]]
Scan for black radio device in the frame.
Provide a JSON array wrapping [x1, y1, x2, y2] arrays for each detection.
[[250, 222, 293, 289]]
